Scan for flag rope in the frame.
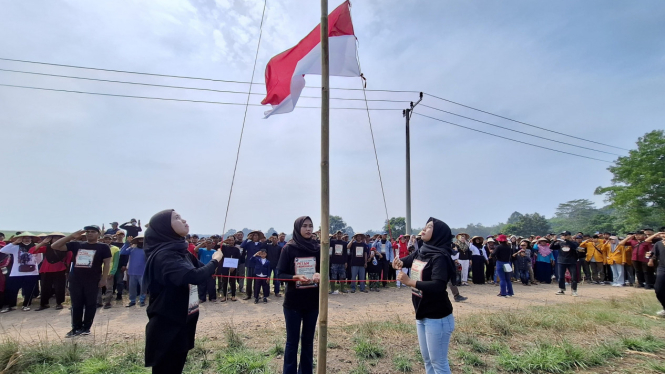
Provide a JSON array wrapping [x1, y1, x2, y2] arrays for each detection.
[[221, 0, 268, 237]]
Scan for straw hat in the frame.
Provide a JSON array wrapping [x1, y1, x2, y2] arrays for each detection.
[[456, 233, 470, 240], [46, 232, 66, 239], [131, 234, 145, 244], [13, 231, 41, 242], [470, 236, 484, 242], [248, 231, 266, 240]]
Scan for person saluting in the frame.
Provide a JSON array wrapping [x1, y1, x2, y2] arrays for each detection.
[[142, 209, 223, 374], [393, 217, 456, 374]]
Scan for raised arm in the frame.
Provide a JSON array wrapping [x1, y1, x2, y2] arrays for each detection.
[[51, 230, 85, 251]]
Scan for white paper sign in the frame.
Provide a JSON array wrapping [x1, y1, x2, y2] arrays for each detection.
[[188, 285, 199, 315], [410, 259, 427, 298], [295, 257, 317, 289], [381, 244, 386, 253], [334, 244, 343, 255], [75, 249, 96, 268], [355, 247, 364, 257], [223, 258, 239, 268]]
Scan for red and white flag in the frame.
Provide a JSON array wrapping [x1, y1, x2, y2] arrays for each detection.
[[261, 1, 360, 118]]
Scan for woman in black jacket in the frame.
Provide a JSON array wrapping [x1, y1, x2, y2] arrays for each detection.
[[277, 216, 321, 374], [393, 217, 456, 374], [143, 209, 223, 374]]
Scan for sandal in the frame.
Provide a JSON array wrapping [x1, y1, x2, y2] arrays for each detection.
[[231, 297, 237, 302]]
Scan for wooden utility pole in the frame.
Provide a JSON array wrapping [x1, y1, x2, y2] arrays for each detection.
[[317, 0, 331, 373], [403, 92, 423, 236]]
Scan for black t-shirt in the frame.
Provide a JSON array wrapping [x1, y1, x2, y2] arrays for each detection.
[[555, 240, 581, 264], [366, 250, 383, 273], [65, 241, 112, 282], [277, 243, 320, 311], [348, 242, 369, 267], [493, 244, 512, 263], [218, 245, 241, 275], [329, 239, 348, 265], [402, 250, 453, 320]]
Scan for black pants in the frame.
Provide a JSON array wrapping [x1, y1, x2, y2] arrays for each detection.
[[114, 269, 125, 298], [645, 265, 656, 288], [557, 263, 578, 291], [655, 268, 665, 310], [220, 275, 236, 297], [198, 276, 216, 301], [69, 277, 100, 330], [4, 275, 39, 308], [40, 271, 67, 306], [486, 262, 495, 282], [245, 268, 256, 298], [634, 261, 648, 286], [381, 260, 391, 287], [152, 350, 188, 374], [283, 307, 318, 374], [254, 278, 269, 299]]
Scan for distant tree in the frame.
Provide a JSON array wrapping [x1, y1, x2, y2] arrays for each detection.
[[503, 213, 551, 237], [265, 227, 277, 238], [222, 229, 237, 239], [342, 226, 355, 236], [383, 217, 406, 238], [329, 215, 347, 233], [451, 223, 506, 238], [507, 212, 524, 225], [595, 130, 665, 228]]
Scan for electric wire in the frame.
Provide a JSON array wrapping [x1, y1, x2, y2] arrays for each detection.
[[413, 112, 612, 163]]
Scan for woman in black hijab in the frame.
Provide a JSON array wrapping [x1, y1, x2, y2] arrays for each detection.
[[276, 216, 320, 374], [143, 209, 223, 374], [393, 217, 456, 374]]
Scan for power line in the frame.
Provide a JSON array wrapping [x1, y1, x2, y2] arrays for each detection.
[[0, 83, 403, 111], [0, 68, 411, 103], [413, 112, 613, 163], [0, 57, 419, 94], [420, 104, 623, 157], [423, 93, 629, 151]]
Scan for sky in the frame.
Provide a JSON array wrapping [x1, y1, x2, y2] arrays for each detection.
[[1, 0, 664, 235]]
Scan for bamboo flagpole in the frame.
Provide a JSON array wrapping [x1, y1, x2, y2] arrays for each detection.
[[317, 0, 331, 372]]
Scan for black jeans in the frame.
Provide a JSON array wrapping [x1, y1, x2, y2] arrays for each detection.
[[220, 275, 236, 297], [645, 265, 656, 288], [655, 268, 665, 310], [69, 277, 100, 330], [557, 263, 578, 291], [4, 275, 39, 308], [114, 269, 125, 298], [40, 271, 67, 306], [283, 307, 318, 374], [198, 276, 216, 301], [245, 268, 256, 298], [151, 350, 188, 374], [634, 261, 648, 286], [381, 260, 391, 287]]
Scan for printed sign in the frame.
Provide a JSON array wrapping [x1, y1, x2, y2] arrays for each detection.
[[410, 259, 428, 298], [562, 246, 570, 252], [381, 244, 386, 253], [75, 249, 96, 268], [294, 257, 317, 289], [334, 244, 343, 255], [188, 285, 199, 315], [355, 247, 364, 257], [223, 258, 239, 268]]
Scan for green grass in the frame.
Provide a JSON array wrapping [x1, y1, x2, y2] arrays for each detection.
[[268, 342, 284, 356], [457, 349, 485, 367], [215, 348, 274, 374], [392, 354, 413, 373], [622, 334, 665, 353], [349, 361, 370, 374], [353, 337, 385, 359]]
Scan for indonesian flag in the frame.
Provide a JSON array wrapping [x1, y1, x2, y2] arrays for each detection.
[[261, 1, 360, 118]]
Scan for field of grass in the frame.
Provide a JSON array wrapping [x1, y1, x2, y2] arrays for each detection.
[[0, 293, 663, 373]]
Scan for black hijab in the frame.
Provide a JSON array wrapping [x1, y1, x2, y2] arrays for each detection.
[[286, 216, 318, 254], [143, 209, 190, 292], [420, 217, 453, 254]]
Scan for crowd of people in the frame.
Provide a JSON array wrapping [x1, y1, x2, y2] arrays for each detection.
[[0, 217, 664, 374]]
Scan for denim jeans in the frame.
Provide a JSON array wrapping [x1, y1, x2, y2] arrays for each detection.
[[269, 266, 281, 295], [128, 275, 146, 303], [518, 269, 529, 284], [557, 263, 578, 291], [416, 314, 455, 374], [330, 263, 346, 292], [351, 266, 366, 291], [283, 307, 318, 374], [496, 261, 514, 296], [610, 264, 624, 286]]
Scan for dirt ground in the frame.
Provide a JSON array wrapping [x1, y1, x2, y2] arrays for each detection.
[[0, 281, 650, 343]]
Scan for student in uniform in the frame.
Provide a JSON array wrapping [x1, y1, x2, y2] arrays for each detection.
[[51, 226, 112, 337], [329, 231, 349, 294], [142, 209, 222, 374], [248, 248, 270, 303], [348, 233, 369, 293], [393, 217, 456, 374], [277, 216, 321, 374], [606, 236, 626, 287]]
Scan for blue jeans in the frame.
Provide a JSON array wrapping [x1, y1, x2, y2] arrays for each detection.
[[283, 307, 318, 374], [518, 269, 529, 284], [128, 275, 146, 303], [496, 261, 514, 296], [351, 266, 366, 291], [416, 314, 455, 374], [610, 264, 624, 286]]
